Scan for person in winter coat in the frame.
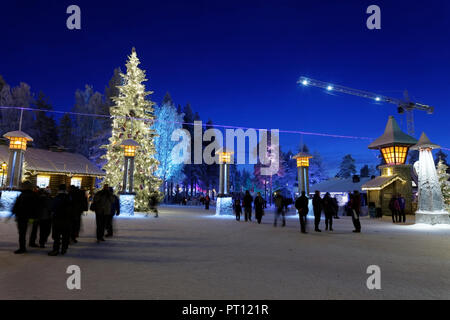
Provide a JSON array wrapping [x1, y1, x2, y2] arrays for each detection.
[[48, 184, 72, 256], [68, 185, 88, 244], [234, 198, 242, 221], [295, 191, 309, 233], [398, 193, 406, 223], [243, 191, 253, 222], [254, 192, 265, 224], [29, 188, 53, 248], [351, 191, 362, 233], [312, 191, 323, 232], [105, 187, 120, 236], [204, 195, 210, 210], [147, 191, 159, 218], [11, 181, 39, 254], [91, 184, 114, 242], [273, 193, 285, 227], [322, 192, 335, 231], [332, 196, 340, 219], [389, 195, 399, 223]]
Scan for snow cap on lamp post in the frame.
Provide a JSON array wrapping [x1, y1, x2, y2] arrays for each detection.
[[410, 132, 440, 151], [120, 139, 140, 157], [3, 130, 33, 151], [3, 130, 33, 189], [293, 151, 313, 195], [368, 116, 417, 165]]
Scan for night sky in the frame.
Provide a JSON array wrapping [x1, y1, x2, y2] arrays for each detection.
[[1, 0, 449, 175]]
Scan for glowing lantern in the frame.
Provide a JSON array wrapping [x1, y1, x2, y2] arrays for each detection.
[[120, 139, 139, 157], [218, 151, 232, 164], [3, 131, 33, 151], [380, 145, 409, 165], [293, 152, 313, 194]]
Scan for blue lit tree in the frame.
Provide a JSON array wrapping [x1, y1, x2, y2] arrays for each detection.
[[153, 92, 185, 197]]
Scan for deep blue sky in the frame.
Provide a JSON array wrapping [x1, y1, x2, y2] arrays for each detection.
[[1, 0, 449, 174]]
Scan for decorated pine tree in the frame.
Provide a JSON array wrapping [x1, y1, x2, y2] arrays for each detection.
[[437, 159, 450, 210], [101, 48, 161, 211]]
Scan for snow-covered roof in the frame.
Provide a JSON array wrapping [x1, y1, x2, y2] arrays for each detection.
[[0, 145, 105, 176], [361, 175, 406, 190], [309, 177, 372, 194], [368, 116, 417, 149]]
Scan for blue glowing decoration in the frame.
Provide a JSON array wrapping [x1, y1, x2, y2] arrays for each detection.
[[119, 194, 135, 216], [215, 196, 233, 216], [0, 190, 21, 214]]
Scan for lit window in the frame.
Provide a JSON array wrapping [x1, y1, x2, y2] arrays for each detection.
[[37, 175, 50, 188], [71, 177, 82, 187]]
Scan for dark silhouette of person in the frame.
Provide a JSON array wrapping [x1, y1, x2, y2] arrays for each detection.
[[351, 190, 362, 233], [312, 191, 323, 232], [147, 191, 159, 218], [389, 195, 400, 223], [48, 184, 71, 256], [105, 187, 120, 236], [332, 196, 340, 219], [273, 193, 286, 227], [68, 185, 88, 244], [254, 192, 265, 224], [204, 194, 210, 210], [323, 192, 334, 231], [234, 198, 242, 221], [295, 191, 309, 233], [29, 188, 53, 248], [11, 181, 39, 254], [92, 184, 113, 242], [243, 190, 253, 222], [398, 193, 406, 223]]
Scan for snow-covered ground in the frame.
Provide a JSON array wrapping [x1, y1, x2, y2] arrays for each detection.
[[1, 206, 449, 300]]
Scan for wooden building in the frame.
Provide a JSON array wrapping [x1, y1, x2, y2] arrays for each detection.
[[0, 144, 105, 194]]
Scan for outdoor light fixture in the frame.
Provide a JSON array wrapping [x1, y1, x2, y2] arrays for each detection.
[[293, 152, 313, 194], [4, 131, 33, 151], [3, 130, 33, 189], [218, 151, 232, 164], [327, 85, 333, 91], [380, 145, 409, 165], [375, 97, 381, 101], [302, 79, 308, 86], [1, 162, 7, 187], [121, 139, 139, 157]]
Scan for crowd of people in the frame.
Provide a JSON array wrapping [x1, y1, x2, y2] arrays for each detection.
[[233, 189, 363, 234], [10, 182, 120, 256]]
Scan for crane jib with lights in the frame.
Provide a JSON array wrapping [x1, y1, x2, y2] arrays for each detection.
[[297, 76, 434, 136]]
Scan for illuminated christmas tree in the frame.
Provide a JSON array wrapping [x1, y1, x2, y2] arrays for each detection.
[[101, 48, 161, 211]]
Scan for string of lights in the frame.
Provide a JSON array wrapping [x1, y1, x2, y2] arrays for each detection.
[[0, 105, 449, 151]]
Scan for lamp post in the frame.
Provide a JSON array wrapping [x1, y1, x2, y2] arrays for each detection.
[[293, 152, 313, 196], [119, 139, 139, 215], [411, 132, 450, 224], [1, 162, 7, 187], [3, 131, 33, 189], [216, 148, 234, 216]]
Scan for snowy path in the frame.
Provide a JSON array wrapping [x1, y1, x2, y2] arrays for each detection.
[[1, 206, 449, 299]]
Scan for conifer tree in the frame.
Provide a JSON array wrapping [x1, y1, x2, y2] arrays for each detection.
[[101, 48, 161, 211]]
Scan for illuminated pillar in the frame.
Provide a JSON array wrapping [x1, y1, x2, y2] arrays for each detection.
[[119, 139, 139, 216], [216, 148, 233, 215], [293, 152, 312, 195], [3, 131, 33, 189]]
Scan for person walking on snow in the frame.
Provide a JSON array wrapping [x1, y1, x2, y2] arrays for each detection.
[[323, 192, 335, 231], [273, 193, 286, 227], [91, 184, 114, 243], [254, 192, 265, 224], [243, 190, 253, 222], [312, 191, 323, 232], [48, 184, 72, 256], [295, 191, 309, 233], [11, 181, 39, 254], [234, 198, 242, 221]]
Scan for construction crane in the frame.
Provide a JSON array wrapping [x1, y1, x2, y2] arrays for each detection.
[[297, 76, 434, 136]]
